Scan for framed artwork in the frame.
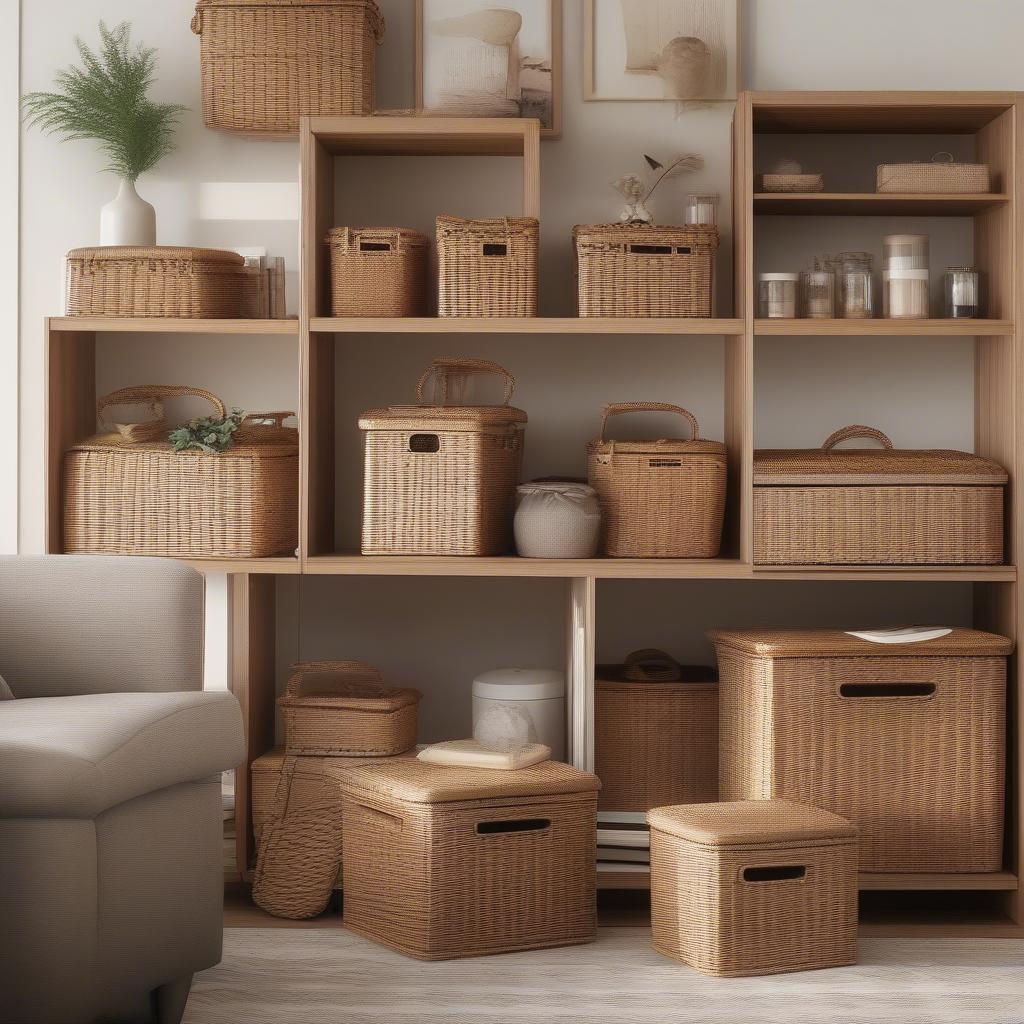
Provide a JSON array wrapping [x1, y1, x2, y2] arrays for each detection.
[[584, 0, 739, 103], [416, 0, 562, 138]]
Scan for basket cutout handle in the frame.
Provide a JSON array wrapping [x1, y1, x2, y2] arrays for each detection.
[[821, 425, 893, 451], [190, 9, 202, 34], [742, 865, 806, 883], [416, 357, 516, 406], [285, 660, 384, 699], [600, 402, 700, 443], [839, 682, 936, 699], [477, 818, 551, 835], [622, 648, 683, 682], [483, 242, 508, 257], [409, 433, 440, 453], [359, 240, 393, 253], [244, 411, 295, 429], [97, 385, 225, 438]]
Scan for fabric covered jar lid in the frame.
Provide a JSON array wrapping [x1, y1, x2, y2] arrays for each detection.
[[473, 668, 565, 701]]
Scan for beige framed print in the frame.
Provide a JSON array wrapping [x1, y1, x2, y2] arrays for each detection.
[[584, 0, 739, 102], [416, 0, 562, 138]]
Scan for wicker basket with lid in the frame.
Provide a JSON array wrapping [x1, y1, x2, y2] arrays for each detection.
[[325, 227, 429, 316], [754, 425, 1007, 564], [876, 153, 991, 193]]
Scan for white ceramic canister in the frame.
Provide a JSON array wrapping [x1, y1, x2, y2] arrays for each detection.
[[514, 481, 601, 558], [472, 668, 566, 762]]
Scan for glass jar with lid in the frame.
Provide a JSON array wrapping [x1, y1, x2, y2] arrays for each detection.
[[829, 252, 874, 318], [944, 267, 979, 319], [685, 193, 720, 227], [883, 269, 929, 319], [883, 233, 929, 273], [758, 273, 799, 318], [801, 267, 835, 318]]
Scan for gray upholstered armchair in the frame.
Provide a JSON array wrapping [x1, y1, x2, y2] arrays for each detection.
[[0, 556, 244, 1024]]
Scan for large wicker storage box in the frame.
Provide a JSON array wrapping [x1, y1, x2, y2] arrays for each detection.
[[877, 156, 991, 193], [326, 226, 429, 316], [595, 650, 718, 812], [587, 402, 727, 558], [191, 0, 384, 135], [648, 800, 858, 977], [711, 627, 1011, 872], [66, 246, 245, 318], [63, 386, 298, 558], [436, 216, 539, 317], [330, 758, 600, 960], [574, 224, 718, 317], [754, 425, 1007, 565], [360, 358, 527, 555]]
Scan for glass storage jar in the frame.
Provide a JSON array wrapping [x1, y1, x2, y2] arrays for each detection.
[[884, 269, 930, 319], [801, 268, 835, 318], [944, 267, 979, 319], [830, 252, 874, 318], [883, 233, 929, 273], [758, 273, 799, 318], [685, 193, 720, 227]]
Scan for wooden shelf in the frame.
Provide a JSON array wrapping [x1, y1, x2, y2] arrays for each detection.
[[752, 565, 1016, 582], [48, 317, 299, 335], [312, 317, 744, 335], [180, 557, 301, 575], [754, 192, 1008, 215], [308, 114, 538, 156], [755, 318, 1012, 336]]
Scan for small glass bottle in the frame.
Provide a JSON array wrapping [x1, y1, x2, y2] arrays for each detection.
[[830, 251, 874, 318], [801, 267, 835, 318], [685, 193, 720, 227], [944, 267, 979, 319], [758, 273, 799, 318]]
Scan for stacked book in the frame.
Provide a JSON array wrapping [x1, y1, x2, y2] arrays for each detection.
[[238, 254, 287, 319], [596, 813, 650, 872]]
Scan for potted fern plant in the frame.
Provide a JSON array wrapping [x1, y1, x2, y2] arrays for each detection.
[[23, 21, 184, 245]]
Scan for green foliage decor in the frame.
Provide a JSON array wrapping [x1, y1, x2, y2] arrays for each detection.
[[169, 410, 246, 454]]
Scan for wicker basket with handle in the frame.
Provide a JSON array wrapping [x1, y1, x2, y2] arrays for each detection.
[[587, 402, 727, 558], [191, 0, 384, 135], [63, 386, 298, 558], [325, 226, 429, 317], [876, 152, 991, 193]]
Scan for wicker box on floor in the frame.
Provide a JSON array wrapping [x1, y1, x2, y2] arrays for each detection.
[[595, 650, 718, 812], [648, 800, 858, 977], [711, 627, 1012, 872], [191, 0, 384, 135], [360, 358, 526, 555], [330, 758, 600, 960], [573, 224, 718, 317], [754, 425, 1007, 564], [436, 215, 539, 317], [325, 227, 429, 316], [66, 246, 246, 318], [587, 402, 726, 558]]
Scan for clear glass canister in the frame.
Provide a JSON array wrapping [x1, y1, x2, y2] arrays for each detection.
[[685, 193, 720, 226], [883, 233, 929, 272], [758, 273, 799, 318], [944, 267, 979, 319], [830, 252, 874, 318], [884, 269, 930, 319], [801, 268, 835, 318]]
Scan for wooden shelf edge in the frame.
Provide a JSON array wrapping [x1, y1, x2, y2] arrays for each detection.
[[754, 192, 1008, 215], [180, 557, 301, 575], [48, 317, 299, 335], [312, 317, 744, 336], [752, 565, 1016, 581], [755, 318, 1013, 336]]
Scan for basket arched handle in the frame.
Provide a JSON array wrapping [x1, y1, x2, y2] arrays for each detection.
[[98, 385, 225, 430], [285, 660, 383, 699], [190, 9, 203, 34], [622, 648, 683, 682], [416, 358, 516, 406], [600, 402, 700, 442], [821, 425, 894, 451], [244, 412, 295, 428]]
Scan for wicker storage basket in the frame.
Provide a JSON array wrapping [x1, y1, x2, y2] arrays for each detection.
[[573, 224, 718, 317], [63, 386, 298, 558], [279, 661, 420, 756], [587, 403, 727, 558], [877, 154, 991, 193], [754, 425, 1007, 565], [360, 358, 527, 555], [325, 227, 429, 317], [757, 173, 824, 193], [252, 748, 333, 845], [66, 246, 245, 318], [711, 627, 1012, 872], [648, 800, 858, 977], [436, 215, 539, 317], [330, 758, 600, 959], [191, 0, 384, 135], [595, 650, 718, 812]]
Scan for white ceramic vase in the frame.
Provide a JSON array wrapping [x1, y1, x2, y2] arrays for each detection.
[[100, 177, 156, 246]]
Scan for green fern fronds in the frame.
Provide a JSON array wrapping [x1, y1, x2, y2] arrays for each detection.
[[22, 21, 184, 181]]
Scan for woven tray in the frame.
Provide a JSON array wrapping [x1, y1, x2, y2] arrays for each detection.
[[757, 173, 824, 193]]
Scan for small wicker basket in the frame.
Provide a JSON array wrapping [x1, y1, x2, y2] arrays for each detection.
[[279, 661, 421, 756], [877, 153, 991, 193], [191, 0, 384, 135], [757, 173, 824, 193], [587, 403, 727, 558], [66, 246, 245, 318], [325, 226, 429, 317], [436, 215, 539, 317]]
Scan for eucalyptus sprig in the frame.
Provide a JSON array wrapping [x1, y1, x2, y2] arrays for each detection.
[[169, 410, 246, 454]]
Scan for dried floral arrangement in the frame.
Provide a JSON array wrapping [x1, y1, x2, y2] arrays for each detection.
[[611, 153, 705, 224]]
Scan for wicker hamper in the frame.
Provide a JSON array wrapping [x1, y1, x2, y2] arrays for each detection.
[[279, 661, 420, 756], [587, 402, 726, 558], [251, 748, 333, 844], [66, 246, 245, 318], [648, 800, 858, 977], [754, 425, 1007, 564], [360, 358, 527, 555], [326, 227, 429, 316], [191, 0, 384, 135], [595, 650, 718, 812], [573, 224, 718, 317], [711, 627, 1012, 872], [877, 154, 991, 193], [63, 386, 298, 558], [436, 215, 539, 317], [330, 758, 600, 959]]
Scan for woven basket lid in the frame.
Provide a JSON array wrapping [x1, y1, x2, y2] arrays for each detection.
[[588, 437, 725, 456], [709, 627, 1013, 658], [68, 435, 297, 456], [325, 226, 429, 248], [328, 757, 600, 804], [573, 223, 719, 250], [436, 214, 538, 238], [359, 404, 527, 431], [195, 0, 380, 8], [66, 245, 245, 267], [648, 800, 856, 847]]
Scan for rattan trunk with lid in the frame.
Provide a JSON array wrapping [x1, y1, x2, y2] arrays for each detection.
[[587, 403, 727, 558], [191, 0, 384, 135], [574, 224, 719, 317], [66, 246, 245, 318], [648, 800, 858, 977], [711, 627, 1011, 872], [876, 158, 991, 193], [360, 358, 526, 555], [754, 425, 1007, 564], [325, 227, 429, 316], [330, 758, 601, 960]]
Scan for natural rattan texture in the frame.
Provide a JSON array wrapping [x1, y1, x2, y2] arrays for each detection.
[[192, 0, 384, 135], [573, 224, 719, 317], [876, 159, 990, 193], [330, 759, 600, 960], [326, 227, 429, 316], [587, 403, 726, 558], [711, 628, 1009, 872], [279, 661, 420, 756], [251, 749, 334, 845], [436, 216, 539, 317], [648, 800, 858, 977], [757, 173, 825, 193], [66, 246, 245, 318]]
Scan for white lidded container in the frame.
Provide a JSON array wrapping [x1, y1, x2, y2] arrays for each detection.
[[472, 668, 566, 762], [514, 481, 601, 558]]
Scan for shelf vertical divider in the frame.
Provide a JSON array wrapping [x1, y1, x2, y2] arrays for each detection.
[[566, 576, 596, 773]]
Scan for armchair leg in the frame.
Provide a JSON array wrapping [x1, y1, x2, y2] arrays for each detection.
[[154, 974, 193, 1024]]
